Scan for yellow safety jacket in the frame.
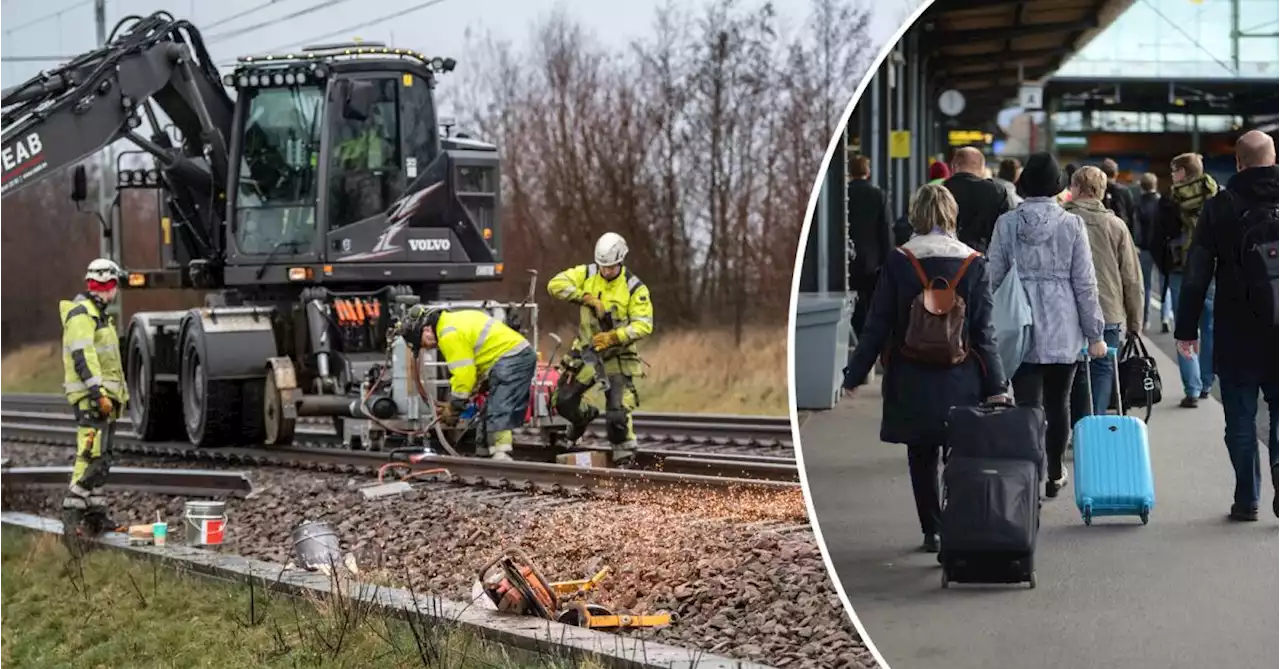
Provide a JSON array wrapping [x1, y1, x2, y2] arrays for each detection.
[[547, 264, 654, 375], [59, 295, 128, 406], [436, 309, 531, 400]]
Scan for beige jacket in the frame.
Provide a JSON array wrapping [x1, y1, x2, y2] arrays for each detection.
[[1064, 199, 1144, 333]]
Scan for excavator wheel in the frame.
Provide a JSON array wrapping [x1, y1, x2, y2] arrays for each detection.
[[181, 328, 262, 447], [263, 367, 296, 446], [126, 326, 183, 441]]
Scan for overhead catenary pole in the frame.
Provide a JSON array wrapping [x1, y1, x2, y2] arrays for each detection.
[[94, 0, 122, 329]]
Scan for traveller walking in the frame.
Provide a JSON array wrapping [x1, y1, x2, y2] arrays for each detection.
[[841, 183, 1009, 553], [1064, 166, 1145, 416], [1174, 130, 1279, 521], [987, 152, 1108, 499], [1165, 152, 1220, 407], [928, 160, 950, 185], [847, 154, 894, 339], [1099, 158, 1137, 232], [994, 158, 1023, 208], [1133, 172, 1169, 330], [944, 146, 1013, 253]]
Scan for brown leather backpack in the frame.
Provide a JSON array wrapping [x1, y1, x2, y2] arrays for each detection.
[[899, 248, 978, 366]]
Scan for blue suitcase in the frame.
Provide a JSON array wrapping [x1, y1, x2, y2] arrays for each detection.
[[1072, 346, 1156, 525]]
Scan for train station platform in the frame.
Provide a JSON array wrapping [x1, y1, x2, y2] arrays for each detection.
[[796, 334, 1278, 669]]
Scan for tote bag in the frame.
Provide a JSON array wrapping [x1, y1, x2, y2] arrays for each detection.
[[991, 218, 1034, 377]]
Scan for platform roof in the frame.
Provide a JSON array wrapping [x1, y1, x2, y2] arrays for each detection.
[[917, 0, 1138, 128], [1044, 76, 1280, 118]]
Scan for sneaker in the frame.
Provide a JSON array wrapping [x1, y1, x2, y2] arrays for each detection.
[[1179, 396, 1199, 408], [1199, 391, 1211, 400], [921, 533, 940, 553], [1160, 322, 1170, 334], [1271, 462, 1278, 518], [1045, 471, 1069, 499], [1229, 505, 1259, 522]]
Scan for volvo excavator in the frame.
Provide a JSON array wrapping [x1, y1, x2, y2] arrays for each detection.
[[0, 11, 557, 452]]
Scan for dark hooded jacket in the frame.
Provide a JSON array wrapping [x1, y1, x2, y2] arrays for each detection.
[[844, 232, 1008, 446], [1175, 165, 1279, 382]]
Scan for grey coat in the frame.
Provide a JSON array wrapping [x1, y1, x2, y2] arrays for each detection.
[[987, 197, 1106, 365]]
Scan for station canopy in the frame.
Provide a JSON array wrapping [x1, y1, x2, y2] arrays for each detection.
[[919, 0, 1137, 128]]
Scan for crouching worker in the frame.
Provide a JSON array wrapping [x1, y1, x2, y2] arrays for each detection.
[[400, 306, 537, 460], [547, 232, 654, 466], [61, 258, 129, 535]]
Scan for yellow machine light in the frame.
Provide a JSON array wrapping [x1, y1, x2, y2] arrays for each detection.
[[483, 228, 493, 240], [495, 263, 505, 275], [161, 217, 172, 245], [288, 267, 311, 281], [1173, 97, 1186, 106], [323, 264, 334, 276], [128, 273, 147, 287], [403, 73, 414, 87]]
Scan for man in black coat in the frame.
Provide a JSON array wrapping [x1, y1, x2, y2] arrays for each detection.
[[1100, 158, 1137, 234], [943, 146, 1012, 253], [1175, 130, 1280, 522], [1133, 172, 1167, 330], [846, 153, 893, 338]]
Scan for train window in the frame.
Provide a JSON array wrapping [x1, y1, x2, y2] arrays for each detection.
[[235, 85, 323, 254], [327, 78, 404, 231]]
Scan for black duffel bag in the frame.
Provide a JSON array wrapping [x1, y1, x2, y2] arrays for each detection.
[[1119, 333, 1162, 412]]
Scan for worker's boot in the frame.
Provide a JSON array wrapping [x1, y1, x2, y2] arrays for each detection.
[[490, 431, 515, 461], [611, 440, 639, 469], [565, 406, 599, 446]]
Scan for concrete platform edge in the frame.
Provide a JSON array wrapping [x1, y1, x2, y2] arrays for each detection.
[[1, 511, 775, 669]]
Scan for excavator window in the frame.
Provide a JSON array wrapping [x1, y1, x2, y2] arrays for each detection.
[[328, 78, 403, 231], [235, 85, 324, 254]]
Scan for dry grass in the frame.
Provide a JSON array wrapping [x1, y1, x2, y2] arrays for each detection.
[[2, 325, 790, 415], [0, 342, 62, 394]]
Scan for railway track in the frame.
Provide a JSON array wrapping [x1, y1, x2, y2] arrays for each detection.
[[1, 410, 800, 497], [0, 394, 794, 454]]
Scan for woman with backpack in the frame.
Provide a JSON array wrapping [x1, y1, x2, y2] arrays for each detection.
[[841, 183, 1009, 554], [987, 153, 1108, 500]]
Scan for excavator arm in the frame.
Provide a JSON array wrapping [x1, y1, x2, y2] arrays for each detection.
[[1, 12, 234, 262]]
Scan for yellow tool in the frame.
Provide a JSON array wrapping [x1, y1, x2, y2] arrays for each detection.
[[476, 548, 676, 630]]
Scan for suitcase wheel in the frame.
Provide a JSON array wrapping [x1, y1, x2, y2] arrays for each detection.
[[1140, 510, 1150, 525], [1082, 506, 1093, 526]]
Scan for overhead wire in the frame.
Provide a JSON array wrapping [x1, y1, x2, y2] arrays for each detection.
[[1137, 0, 1237, 76], [258, 0, 452, 53], [202, 0, 291, 31], [204, 0, 361, 44], [3, 0, 94, 34]]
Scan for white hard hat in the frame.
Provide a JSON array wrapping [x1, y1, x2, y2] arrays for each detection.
[[85, 258, 125, 283], [594, 232, 628, 267]]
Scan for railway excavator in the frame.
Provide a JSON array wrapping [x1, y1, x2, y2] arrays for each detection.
[[1, 11, 569, 457]]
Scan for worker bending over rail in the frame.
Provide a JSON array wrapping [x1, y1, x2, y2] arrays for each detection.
[[401, 306, 537, 460], [547, 232, 655, 466], [60, 258, 129, 533]]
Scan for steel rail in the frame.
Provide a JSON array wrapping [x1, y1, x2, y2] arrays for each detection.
[[1, 410, 795, 480], [1, 465, 255, 497], [1, 417, 801, 494], [1, 394, 794, 447]]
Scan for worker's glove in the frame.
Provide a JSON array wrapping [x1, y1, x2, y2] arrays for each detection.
[[436, 404, 460, 427], [591, 330, 622, 351], [580, 294, 606, 319], [86, 387, 113, 420]]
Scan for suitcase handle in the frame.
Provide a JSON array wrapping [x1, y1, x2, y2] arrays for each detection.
[[1077, 345, 1126, 419]]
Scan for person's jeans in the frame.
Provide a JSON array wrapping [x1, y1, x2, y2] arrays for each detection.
[[1217, 376, 1279, 511], [1168, 273, 1215, 397], [1090, 325, 1123, 415], [906, 443, 942, 535]]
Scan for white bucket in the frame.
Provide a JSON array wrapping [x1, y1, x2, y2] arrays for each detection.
[[183, 500, 228, 546]]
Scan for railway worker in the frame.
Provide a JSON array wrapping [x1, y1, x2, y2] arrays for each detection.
[[59, 258, 129, 533], [546, 232, 655, 466], [400, 305, 537, 461]]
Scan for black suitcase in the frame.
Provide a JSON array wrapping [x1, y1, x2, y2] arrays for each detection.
[[939, 403, 1046, 589]]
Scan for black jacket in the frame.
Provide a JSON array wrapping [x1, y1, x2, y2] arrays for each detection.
[[847, 178, 893, 287], [1174, 165, 1279, 382], [944, 173, 1012, 254], [1103, 181, 1136, 233], [844, 233, 1008, 446], [1133, 192, 1162, 253]]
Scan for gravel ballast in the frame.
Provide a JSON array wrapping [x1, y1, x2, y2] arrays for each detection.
[[1, 443, 876, 669]]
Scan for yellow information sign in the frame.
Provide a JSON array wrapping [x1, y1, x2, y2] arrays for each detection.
[[889, 130, 911, 159], [948, 129, 994, 146]]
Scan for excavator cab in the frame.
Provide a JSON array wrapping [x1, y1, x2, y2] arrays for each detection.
[[220, 45, 502, 288]]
